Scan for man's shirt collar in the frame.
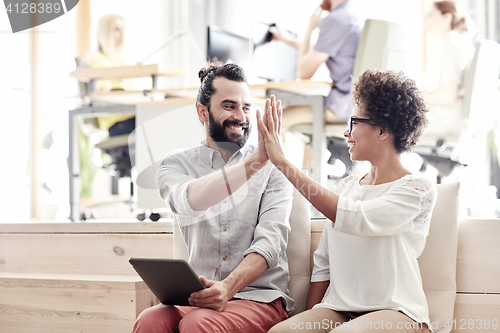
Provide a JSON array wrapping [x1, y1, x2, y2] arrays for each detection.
[[199, 139, 250, 168]]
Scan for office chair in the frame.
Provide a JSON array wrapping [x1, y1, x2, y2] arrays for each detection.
[[415, 39, 500, 183], [73, 56, 138, 219], [95, 131, 135, 194], [290, 19, 406, 179]]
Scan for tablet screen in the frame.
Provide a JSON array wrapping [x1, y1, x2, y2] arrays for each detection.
[[129, 258, 206, 306]]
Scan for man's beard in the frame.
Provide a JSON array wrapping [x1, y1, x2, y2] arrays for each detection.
[[321, 0, 331, 11], [208, 109, 250, 152]]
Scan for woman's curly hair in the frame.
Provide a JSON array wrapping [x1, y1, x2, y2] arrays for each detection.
[[352, 69, 430, 153]]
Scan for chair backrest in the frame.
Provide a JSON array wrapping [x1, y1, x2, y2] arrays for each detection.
[[172, 187, 311, 315], [418, 182, 460, 333], [351, 19, 406, 86], [173, 215, 189, 261], [462, 39, 500, 130], [135, 104, 205, 210], [286, 188, 312, 315], [321, 19, 406, 137]]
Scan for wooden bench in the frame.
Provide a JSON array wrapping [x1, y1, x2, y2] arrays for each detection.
[[1, 218, 499, 332], [454, 219, 500, 332], [0, 221, 174, 332]]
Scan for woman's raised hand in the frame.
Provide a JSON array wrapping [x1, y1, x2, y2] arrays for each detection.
[[257, 94, 287, 166], [254, 98, 270, 165]]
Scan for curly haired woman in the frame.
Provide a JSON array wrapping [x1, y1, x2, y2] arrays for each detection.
[[258, 69, 438, 333]]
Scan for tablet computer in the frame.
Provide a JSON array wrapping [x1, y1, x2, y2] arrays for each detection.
[[129, 258, 206, 306]]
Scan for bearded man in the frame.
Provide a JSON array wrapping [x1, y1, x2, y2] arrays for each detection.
[[133, 62, 294, 333]]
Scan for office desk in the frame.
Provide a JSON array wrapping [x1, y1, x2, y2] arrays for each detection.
[[68, 64, 189, 221], [70, 64, 186, 93], [68, 98, 196, 221]]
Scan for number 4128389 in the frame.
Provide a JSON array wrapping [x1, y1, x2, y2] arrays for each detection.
[[444, 319, 499, 330], [5, 2, 62, 14]]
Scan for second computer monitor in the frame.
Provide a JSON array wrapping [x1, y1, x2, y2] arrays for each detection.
[[252, 22, 298, 82], [207, 26, 251, 73], [206, 24, 298, 83]]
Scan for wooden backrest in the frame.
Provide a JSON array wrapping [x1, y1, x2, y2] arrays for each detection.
[[0, 222, 173, 275]]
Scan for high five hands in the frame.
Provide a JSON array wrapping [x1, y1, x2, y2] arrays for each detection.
[[256, 94, 287, 166]]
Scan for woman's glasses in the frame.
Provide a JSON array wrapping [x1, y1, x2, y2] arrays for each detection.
[[348, 117, 377, 133]]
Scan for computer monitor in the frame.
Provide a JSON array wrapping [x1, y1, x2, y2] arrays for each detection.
[[207, 26, 251, 73], [252, 22, 298, 82]]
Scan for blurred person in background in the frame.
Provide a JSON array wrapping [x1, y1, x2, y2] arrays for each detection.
[[77, 14, 136, 216], [422, 1, 475, 140], [84, 14, 136, 133], [271, 0, 363, 171]]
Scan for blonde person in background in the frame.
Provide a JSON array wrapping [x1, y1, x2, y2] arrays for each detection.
[[86, 13, 132, 91], [77, 14, 135, 216], [422, 1, 475, 140], [84, 14, 135, 132]]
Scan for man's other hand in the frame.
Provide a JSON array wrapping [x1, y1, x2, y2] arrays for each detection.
[[188, 276, 233, 312]]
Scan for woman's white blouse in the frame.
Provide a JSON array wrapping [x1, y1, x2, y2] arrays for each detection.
[[311, 174, 438, 325]]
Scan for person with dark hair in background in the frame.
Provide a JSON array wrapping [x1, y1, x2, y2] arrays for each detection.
[[422, 0, 475, 139], [271, 0, 363, 170], [272, 0, 363, 126], [133, 63, 294, 333], [259, 69, 438, 333]]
